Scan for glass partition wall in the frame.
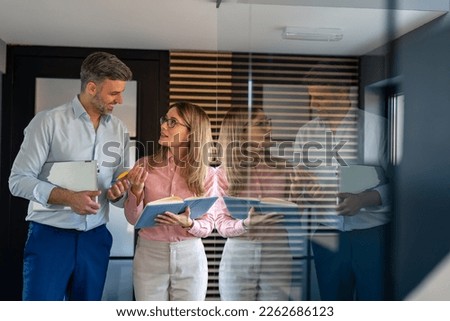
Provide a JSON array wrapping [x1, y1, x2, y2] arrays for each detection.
[[174, 0, 449, 301], [57, 0, 448, 302], [173, 1, 378, 301], [216, 0, 450, 302], [212, 1, 380, 302]]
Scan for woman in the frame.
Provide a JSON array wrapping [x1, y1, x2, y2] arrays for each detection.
[[124, 101, 220, 301], [215, 107, 298, 301]]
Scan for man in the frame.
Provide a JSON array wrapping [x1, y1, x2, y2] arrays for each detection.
[[293, 81, 391, 300], [9, 51, 133, 300]]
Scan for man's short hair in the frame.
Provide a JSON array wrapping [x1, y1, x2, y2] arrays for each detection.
[[80, 51, 133, 91], [301, 61, 357, 87]]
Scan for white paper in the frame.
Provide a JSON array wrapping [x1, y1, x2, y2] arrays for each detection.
[[32, 160, 98, 211], [339, 165, 381, 194]]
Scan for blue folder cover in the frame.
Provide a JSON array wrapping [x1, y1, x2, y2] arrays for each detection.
[[222, 196, 260, 220], [222, 196, 302, 254], [222, 196, 299, 220], [135, 196, 218, 229]]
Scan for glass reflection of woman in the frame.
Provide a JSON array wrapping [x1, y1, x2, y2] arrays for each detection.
[[214, 107, 296, 301]]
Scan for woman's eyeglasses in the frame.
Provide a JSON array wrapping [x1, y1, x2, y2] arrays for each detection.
[[242, 117, 272, 133], [159, 116, 188, 128], [243, 117, 272, 129], [253, 117, 272, 128]]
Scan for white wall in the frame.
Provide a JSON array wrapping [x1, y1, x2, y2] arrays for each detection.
[[0, 38, 5, 73]]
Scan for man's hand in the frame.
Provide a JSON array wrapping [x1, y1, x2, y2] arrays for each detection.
[[289, 167, 324, 203], [69, 190, 102, 215], [107, 179, 130, 202], [48, 187, 101, 215], [337, 190, 382, 216], [336, 192, 363, 216]]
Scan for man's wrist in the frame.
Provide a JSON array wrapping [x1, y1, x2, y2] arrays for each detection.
[[109, 194, 124, 203]]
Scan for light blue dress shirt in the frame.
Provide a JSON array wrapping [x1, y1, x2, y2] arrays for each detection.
[[293, 109, 391, 231], [9, 96, 131, 231]]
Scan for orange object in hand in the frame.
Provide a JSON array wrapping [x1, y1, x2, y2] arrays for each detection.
[[117, 171, 129, 180]]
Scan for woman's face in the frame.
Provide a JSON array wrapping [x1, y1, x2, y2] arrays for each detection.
[[158, 107, 190, 148], [243, 109, 272, 148]]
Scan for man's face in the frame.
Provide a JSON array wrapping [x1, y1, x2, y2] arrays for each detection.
[[92, 79, 127, 115], [308, 85, 351, 120]]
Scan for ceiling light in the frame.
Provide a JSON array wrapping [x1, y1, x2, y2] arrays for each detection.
[[282, 27, 343, 41]]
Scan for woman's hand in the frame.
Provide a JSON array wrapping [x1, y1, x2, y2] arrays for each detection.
[[243, 207, 285, 240], [243, 207, 283, 227], [155, 207, 194, 229], [127, 164, 148, 199]]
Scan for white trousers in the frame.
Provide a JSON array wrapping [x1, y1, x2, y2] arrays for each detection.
[[219, 238, 293, 301], [133, 237, 208, 301]]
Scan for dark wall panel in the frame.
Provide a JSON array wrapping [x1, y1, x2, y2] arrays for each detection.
[[392, 16, 450, 299]]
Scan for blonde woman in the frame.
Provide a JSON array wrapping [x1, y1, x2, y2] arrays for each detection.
[[124, 101, 221, 301], [215, 107, 297, 301]]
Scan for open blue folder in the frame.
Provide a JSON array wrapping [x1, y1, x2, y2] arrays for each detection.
[[135, 196, 218, 229], [222, 196, 299, 221], [222, 196, 303, 255]]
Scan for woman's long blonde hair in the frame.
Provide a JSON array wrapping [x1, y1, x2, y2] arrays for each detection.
[[150, 101, 213, 196], [217, 107, 265, 196]]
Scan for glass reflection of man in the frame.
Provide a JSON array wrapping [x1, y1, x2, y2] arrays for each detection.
[[293, 79, 391, 301]]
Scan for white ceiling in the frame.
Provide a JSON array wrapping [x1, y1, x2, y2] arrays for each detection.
[[0, 0, 447, 56]]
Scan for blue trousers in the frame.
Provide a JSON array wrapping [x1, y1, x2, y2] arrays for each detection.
[[311, 224, 389, 301], [22, 222, 112, 301]]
